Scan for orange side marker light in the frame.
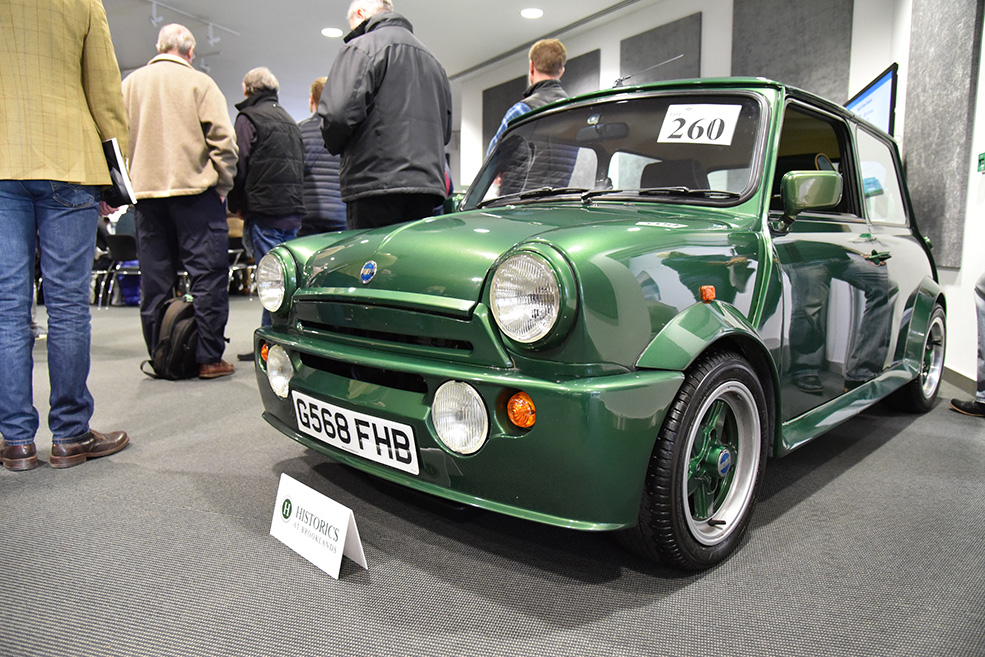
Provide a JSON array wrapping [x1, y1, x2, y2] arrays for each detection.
[[700, 285, 716, 303], [507, 391, 536, 428]]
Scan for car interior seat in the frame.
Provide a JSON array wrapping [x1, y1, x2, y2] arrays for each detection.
[[640, 159, 709, 190]]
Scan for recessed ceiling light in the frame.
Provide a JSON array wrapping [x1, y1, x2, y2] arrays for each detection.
[[321, 27, 343, 38], [520, 8, 544, 19]]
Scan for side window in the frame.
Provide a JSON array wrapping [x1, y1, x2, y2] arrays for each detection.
[[771, 104, 858, 216], [855, 128, 908, 225]]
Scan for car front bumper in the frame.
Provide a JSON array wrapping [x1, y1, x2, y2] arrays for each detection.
[[255, 327, 684, 531]]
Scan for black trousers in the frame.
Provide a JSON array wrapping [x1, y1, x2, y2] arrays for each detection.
[[345, 193, 443, 230], [134, 189, 229, 364]]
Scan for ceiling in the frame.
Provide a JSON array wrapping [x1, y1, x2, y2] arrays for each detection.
[[103, 0, 663, 122]]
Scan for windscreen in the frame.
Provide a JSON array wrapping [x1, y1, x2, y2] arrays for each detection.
[[463, 92, 766, 210]]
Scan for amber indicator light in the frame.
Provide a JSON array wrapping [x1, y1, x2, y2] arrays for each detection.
[[507, 391, 536, 428], [700, 285, 716, 302], [260, 343, 269, 362]]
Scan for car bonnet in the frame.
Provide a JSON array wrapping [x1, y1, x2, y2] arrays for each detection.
[[301, 204, 734, 312]]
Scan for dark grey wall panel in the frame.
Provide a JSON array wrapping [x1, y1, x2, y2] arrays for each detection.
[[619, 13, 701, 85], [902, 0, 984, 269], [482, 77, 527, 153], [731, 0, 853, 102], [482, 50, 600, 153], [560, 49, 601, 98]]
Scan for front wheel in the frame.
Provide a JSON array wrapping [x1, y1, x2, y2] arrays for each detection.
[[618, 350, 769, 570]]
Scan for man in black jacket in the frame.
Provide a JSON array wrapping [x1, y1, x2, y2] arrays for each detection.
[[319, 0, 452, 230], [229, 66, 304, 331]]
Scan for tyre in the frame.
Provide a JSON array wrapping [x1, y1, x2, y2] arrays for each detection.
[[618, 349, 769, 570], [884, 304, 946, 413]]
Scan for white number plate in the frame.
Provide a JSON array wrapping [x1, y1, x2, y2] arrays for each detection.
[[292, 390, 419, 475], [658, 104, 742, 145]]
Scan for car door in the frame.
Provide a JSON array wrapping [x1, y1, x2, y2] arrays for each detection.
[[852, 125, 933, 368], [769, 102, 898, 421]]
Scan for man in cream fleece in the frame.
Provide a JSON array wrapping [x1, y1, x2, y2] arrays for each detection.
[[122, 23, 238, 379]]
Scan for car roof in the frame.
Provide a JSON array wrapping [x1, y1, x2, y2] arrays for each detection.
[[517, 77, 895, 143]]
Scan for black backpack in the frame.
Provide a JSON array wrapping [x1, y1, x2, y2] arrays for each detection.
[[141, 295, 199, 380]]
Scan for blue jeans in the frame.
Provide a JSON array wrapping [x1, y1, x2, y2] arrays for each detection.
[[249, 222, 297, 327], [0, 180, 98, 446]]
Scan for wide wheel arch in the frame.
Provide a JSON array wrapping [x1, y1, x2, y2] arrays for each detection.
[[637, 302, 780, 456]]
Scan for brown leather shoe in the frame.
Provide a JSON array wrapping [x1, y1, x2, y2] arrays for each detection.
[[2, 442, 38, 471], [199, 360, 234, 379], [50, 430, 129, 469]]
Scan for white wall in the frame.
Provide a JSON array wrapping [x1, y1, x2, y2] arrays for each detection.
[[452, 0, 733, 187], [451, 0, 983, 382], [938, 10, 985, 383], [849, 0, 912, 140]]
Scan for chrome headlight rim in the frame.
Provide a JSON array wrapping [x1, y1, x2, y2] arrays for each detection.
[[256, 248, 297, 315], [489, 246, 577, 349]]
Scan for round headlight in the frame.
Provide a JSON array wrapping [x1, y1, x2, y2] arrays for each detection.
[[432, 381, 488, 455], [257, 253, 286, 313], [490, 252, 560, 343], [265, 345, 293, 399]]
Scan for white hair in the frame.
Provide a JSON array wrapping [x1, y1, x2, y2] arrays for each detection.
[[242, 67, 279, 95], [347, 0, 393, 23], [156, 24, 195, 56]]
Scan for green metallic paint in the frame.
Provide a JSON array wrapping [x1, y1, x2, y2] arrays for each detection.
[[774, 277, 941, 456], [689, 402, 737, 519], [302, 209, 556, 304], [897, 278, 945, 376], [780, 170, 844, 220], [295, 287, 476, 317], [635, 300, 768, 372], [291, 299, 513, 368], [510, 207, 762, 370]]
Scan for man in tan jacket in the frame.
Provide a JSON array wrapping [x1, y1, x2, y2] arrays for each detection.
[[122, 23, 238, 379], [0, 0, 131, 471]]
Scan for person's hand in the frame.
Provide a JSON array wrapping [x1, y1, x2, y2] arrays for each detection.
[[99, 201, 118, 217]]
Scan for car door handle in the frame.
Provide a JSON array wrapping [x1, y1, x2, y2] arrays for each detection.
[[864, 249, 892, 265]]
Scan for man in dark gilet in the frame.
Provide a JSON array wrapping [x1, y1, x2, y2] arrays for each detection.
[[486, 38, 568, 155], [229, 67, 305, 333]]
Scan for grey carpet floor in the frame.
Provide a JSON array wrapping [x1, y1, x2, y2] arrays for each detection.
[[1, 296, 983, 657]]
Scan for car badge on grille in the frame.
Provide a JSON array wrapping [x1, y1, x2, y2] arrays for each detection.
[[359, 260, 378, 284]]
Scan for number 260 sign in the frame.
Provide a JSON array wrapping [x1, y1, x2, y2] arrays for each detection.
[[658, 104, 742, 145]]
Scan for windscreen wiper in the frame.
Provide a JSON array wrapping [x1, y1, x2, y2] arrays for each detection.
[[637, 187, 741, 200], [477, 186, 589, 208], [580, 188, 627, 201], [581, 187, 740, 202]]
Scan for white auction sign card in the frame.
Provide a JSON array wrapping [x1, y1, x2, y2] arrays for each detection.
[[657, 104, 742, 146], [270, 473, 368, 579]]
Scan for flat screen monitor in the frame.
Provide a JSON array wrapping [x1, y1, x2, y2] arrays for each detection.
[[845, 63, 898, 136]]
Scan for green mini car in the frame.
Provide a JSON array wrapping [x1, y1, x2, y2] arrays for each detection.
[[254, 78, 945, 570]]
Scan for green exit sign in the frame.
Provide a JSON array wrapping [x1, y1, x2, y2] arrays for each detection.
[[980, 152, 985, 173]]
